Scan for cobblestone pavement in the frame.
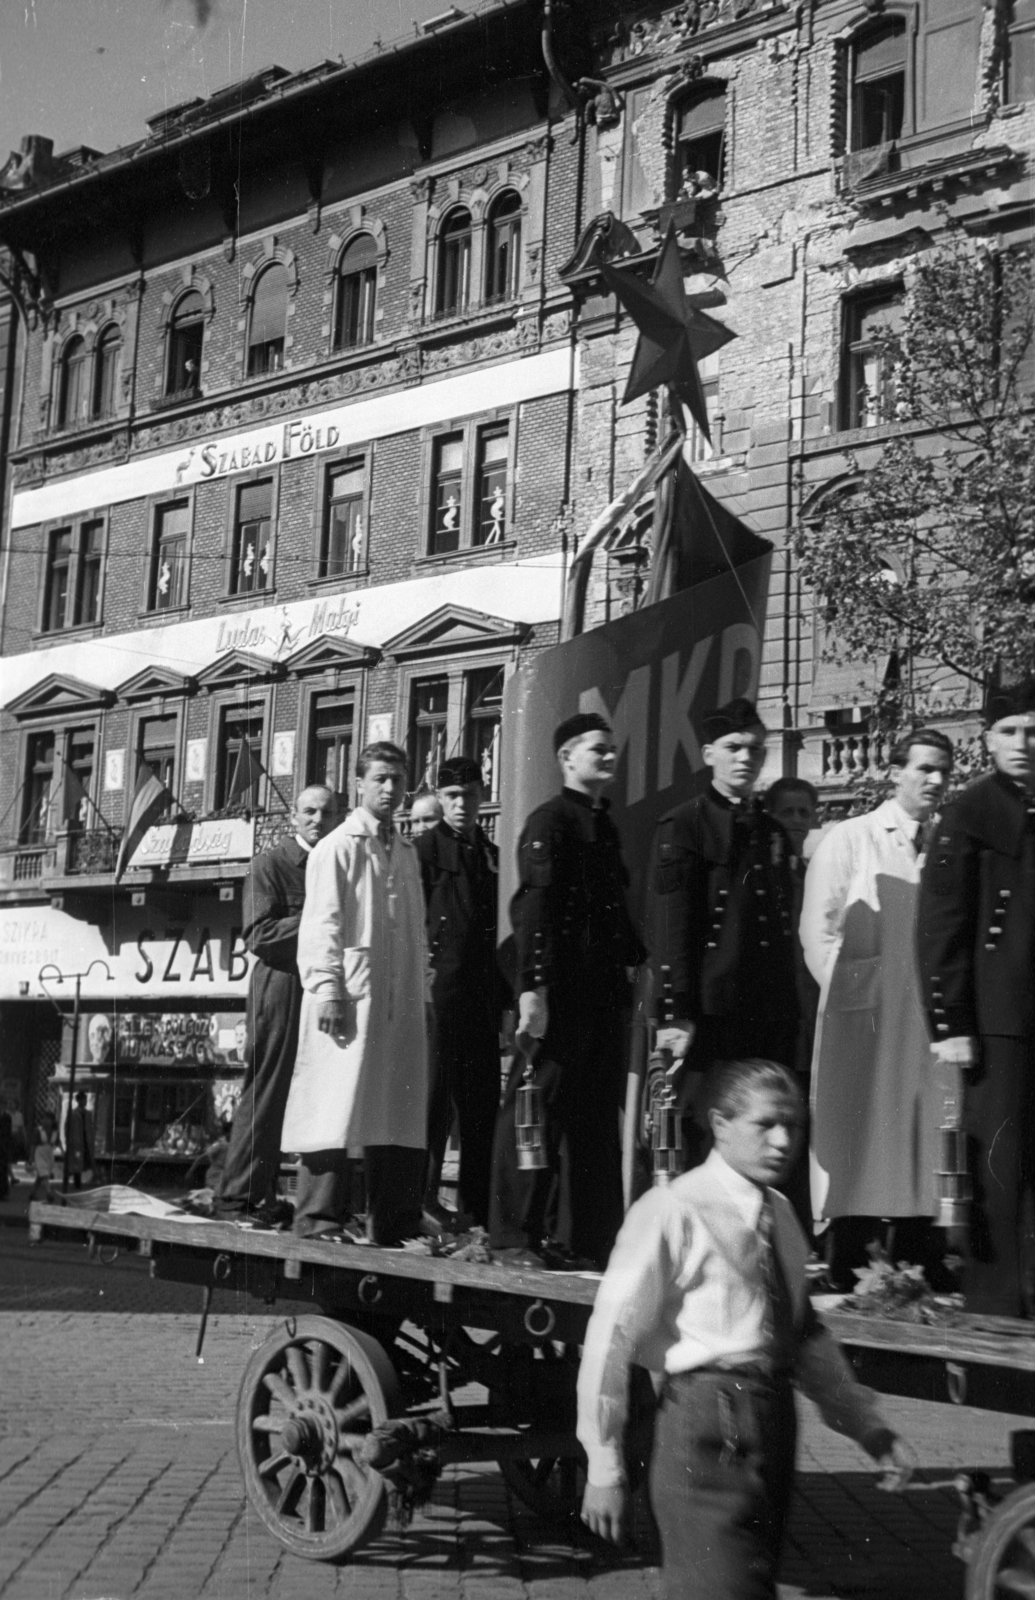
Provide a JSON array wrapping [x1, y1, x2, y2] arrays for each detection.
[[2, 1302, 1028, 1600]]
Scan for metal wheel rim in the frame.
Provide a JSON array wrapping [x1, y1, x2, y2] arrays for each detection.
[[236, 1315, 400, 1561], [967, 1482, 1035, 1600]]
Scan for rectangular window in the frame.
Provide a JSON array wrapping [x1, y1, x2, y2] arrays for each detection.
[[139, 714, 177, 816], [74, 520, 104, 626], [41, 519, 103, 633], [308, 693, 355, 799], [1008, 0, 1035, 103], [21, 731, 55, 844], [841, 289, 904, 429], [65, 727, 95, 830], [231, 481, 273, 595], [676, 85, 726, 192], [149, 501, 190, 611], [463, 665, 504, 802], [688, 353, 720, 463], [475, 428, 509, 546], [216, 707, 264, 809], [43, 528, 73, 633], [431, 435, 464, 554], [321, 463, 366, 578], [851, 23, 906, 151], [409, 677, 449, 791]]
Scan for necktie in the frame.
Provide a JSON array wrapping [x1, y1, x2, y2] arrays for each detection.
[[378, 823, 394, 851], [757, 1197, 796, 1373]]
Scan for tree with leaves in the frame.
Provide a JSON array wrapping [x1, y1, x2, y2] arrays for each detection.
[[793, 226, 1034, 736]]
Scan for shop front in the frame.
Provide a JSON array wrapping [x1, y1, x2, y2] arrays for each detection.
[[0, 897, 252, 1185]]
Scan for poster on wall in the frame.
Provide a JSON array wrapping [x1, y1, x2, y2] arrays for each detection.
[[70, 1011, 248, 1069]]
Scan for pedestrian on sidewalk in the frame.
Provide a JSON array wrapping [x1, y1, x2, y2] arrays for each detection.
[[65, 1092, 94, 1191], [30, 1113, 61, 1202], [578, 1057, 912, 1600]]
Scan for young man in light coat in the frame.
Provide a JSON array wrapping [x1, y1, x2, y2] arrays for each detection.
[[281, 741, 430, 1245], [800, 728, 953, 1287]]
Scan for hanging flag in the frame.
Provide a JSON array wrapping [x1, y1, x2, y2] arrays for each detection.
[[598, 223, 736, 441], [114, 761, 173, 881], [225, 737, 265, 806]]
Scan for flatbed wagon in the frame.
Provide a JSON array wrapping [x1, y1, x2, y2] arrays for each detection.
[[27, 1201, 1035, 1596]]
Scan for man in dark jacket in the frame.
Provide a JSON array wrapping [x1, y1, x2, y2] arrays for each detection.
[[648, 698, 799, 1165], [416, 757, 507, 1230], [917, 683, 1035, 1315], [489, 712, 647, 1268], [214, 784, 337, 1223]]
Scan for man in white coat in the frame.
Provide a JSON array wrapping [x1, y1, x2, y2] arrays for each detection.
[[800, 728, 954, 1289], [281, 741, 430, 1245]]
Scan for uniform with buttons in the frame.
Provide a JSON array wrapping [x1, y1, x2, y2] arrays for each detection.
[[647, 787, 799, 1134], [488, 786, 647, 1264], [918, 768, 1035, 1314]]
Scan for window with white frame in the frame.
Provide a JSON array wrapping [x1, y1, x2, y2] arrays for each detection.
[[437, 208, 473, 316], [247, 265, 288, 376], [840, 286, 904, 430], [427, 418, 512, 556], [57, 336, 87, 428], [93, 324, 121, 419], [21, 730, 55, 844], [334, 235, 377, 349], [147, 500, 190, 612], [485, 191, 522, 302], [320, 461, 367, 578], [404, 662, 508, 803], [308, 691, 355, 798], [41, 517, 104, 633], [230, 481, 273, 595], [166, 291, 204, 396]]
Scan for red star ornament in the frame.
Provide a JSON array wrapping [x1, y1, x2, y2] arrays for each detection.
[[599, 223, 736, 442]]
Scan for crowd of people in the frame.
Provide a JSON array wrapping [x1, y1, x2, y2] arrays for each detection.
[[193, 683, 1034, 1596]]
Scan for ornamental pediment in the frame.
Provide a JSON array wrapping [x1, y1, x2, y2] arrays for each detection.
[[7, 672, 114, 720], [195, 650, 284, 690], [283, 634, 381, 676], [115, 665, 197, 702], [383, 604, 530, 660]]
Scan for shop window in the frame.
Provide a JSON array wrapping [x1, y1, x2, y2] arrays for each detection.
[[247, 264, 288, 376], [851, 20, 906, 151], [430, 433, 464, 554], [93, 324, 121, 419], [308, 692, 355, 798], [437, 209, 472, 316], [216, 706, 264, 809], [334, 235, 377, 349], [57, 335, 87, 428], [674, 83, 726, 193], [166, 290, 204, 396], [64, 727, 95, 829], [41, 517, 104, 632], [21, 730, 55, 844], [148, 500, 190, 612], [485, 191, 522, 303], [840, 287, 904, 429], [1008, 0, 1035, 103], [463, 665, 504, 801], [475, 427, 509, 545], [409, 677, 449, 791], [230, 481, 273, 595], [139, 714, 177, 816], [321, 462, 366, 578]]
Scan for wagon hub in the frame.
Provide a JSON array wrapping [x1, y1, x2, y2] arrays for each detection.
[[281, 1394, 339, 1471]]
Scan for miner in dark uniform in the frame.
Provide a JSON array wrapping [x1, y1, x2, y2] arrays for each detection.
[[489, 712, 647, 1269], [648, 699, 799, 1166], [417, 756, 508, 1231], [917, 682, 1035, 1316], [214, 784, 337, 1223]]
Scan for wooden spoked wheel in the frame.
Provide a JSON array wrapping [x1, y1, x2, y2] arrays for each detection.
[[967, 1484, 1035, 1599], [236, 1316, 401, 1561]]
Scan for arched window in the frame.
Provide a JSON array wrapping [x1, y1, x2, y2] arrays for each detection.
[[93, 324, 121, 418], [247, 264, 288, 376], [437, 208, 472, 316], [334, 234, 377, 349], [166, 290, 204, 396], [851, 19, 906, 151], [485, 191, 522, 302], [58, 336, 87, 428]]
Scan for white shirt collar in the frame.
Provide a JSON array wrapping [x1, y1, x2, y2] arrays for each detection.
[[702, 1147, 766, 1225], [877, 797, 921, 842], [295, 833, 313, 854]]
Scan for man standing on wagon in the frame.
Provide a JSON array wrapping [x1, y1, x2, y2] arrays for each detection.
[[281, 742, 430, 1246], [488, 711, 646, 1270]]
